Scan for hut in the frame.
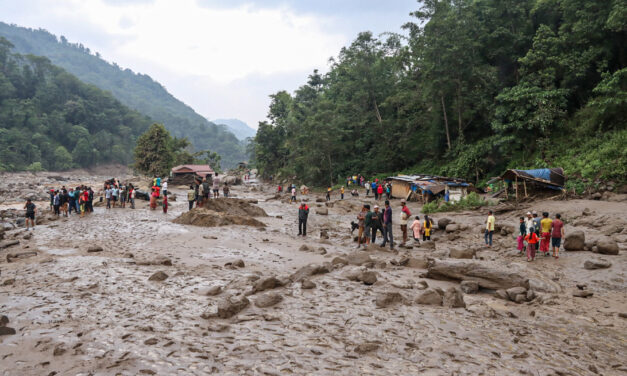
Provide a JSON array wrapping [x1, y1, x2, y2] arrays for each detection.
[[170, 164, 214, 185], [493, 168, 565, 199], [387, 175, 472, 202]]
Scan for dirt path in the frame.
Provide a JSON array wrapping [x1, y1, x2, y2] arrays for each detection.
[[1, 175, 626, 375]]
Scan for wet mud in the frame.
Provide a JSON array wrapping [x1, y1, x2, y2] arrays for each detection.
[[0, 172, 626, 375]]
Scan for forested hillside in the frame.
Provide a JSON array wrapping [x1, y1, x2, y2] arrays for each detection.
[[0, 22, 246, 167], [0, 37, 152, 171], [252, 0, 626, 189]]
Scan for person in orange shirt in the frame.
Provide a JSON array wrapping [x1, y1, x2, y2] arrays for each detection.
[[525, 226, 539, 262]]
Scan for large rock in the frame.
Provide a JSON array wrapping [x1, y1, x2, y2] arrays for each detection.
[[449, 248, 476, 259], [596, 239, 619, 255], [254, 292, 283, 308], [460, 280, 479, 294], [426, 259, 560, 293], [148, 271, 169, 281], [443, 287, 465, 308], [289, 264, 330, 282], [438, 218, 452, 230], [375, 292, 404, 308], [398, 256, 428, 269], [217, 295, 250, 318], [87, 245, 103, 253], [357, 271, 377, 285], [415, 288, 443, 306], [346, 252, 374, 266], [252, 277, 284, 293], [445, 224, 460, 233], [583, 259, 612, 270], [564, 231, 585, 251], [506, 287, 527, 301]]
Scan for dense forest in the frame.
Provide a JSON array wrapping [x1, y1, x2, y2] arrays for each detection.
[[0, 37, 152, 171], [0, 22, 247, 167], [252, 0, 626, 190]]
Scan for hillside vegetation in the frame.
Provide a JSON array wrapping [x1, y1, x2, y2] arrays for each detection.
[[252, 0, 626, 189], [0, 37, 151, 171], [0, 22, 246, 167]]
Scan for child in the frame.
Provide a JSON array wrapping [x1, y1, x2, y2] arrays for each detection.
[[517, 217, 526, 254], [422, 215, 433, 241], [162, 194, 168, 214], [524, 226, 539, 262], [410, 215, 422, 244]]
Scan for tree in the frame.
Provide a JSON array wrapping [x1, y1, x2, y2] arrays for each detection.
[[134, 123, 176, 176], [53, 146, 73, 170]]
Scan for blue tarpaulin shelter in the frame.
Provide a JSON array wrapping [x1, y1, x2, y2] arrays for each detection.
[[501, 168, 565, 190]]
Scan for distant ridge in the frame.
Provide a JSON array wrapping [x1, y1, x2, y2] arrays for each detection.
[[213, 119, 257, 141]]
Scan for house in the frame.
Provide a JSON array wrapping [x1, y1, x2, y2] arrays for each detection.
[[386, 175, 472, 202], [490, 168, 565, 199], [170, 164, 214, 184]]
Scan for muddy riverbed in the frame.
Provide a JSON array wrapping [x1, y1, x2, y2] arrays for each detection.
[[1, 171, 626, 375]]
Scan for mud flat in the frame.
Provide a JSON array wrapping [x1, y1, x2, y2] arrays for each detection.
[[1, 172, 626, 375]]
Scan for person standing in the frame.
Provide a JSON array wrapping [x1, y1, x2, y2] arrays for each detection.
[[356, 205, 367, 248], [377, 184, 384, 201], [156, 176, 161, 188], [517, 217, 527, 254], [112, 185, 119, 208], [162, 179, 168, 197], [364, 204, 373, 246], [540, 212, 552, 256], [532, 211, 541, 251], [291, 186, 297, 204], [187, 185, 196, 211], [81, 188, 89, 217], [53, 191, 60, 216], [370, 205, 384, 244], [129, 186, 135, 209], [525, 226, 539, 262], [410, 216, 422, 244], [68, 188, 76, 215], [340, 186, 345, 200], [162, 193, 168, 214], [550, 213, 565, 259], [366, 181, 371, 197], [150, 187, 158, 210], [372, 181, 377, 199], [60, 189, 69, 217], [120, 183, 127, 208], [105, 185, 112, 209], [423, 215, 433, 241], [24, 198, 36, 230], [485, 210, 495, 247], [202, 177, 210, 206], [212, 173, 221, 199], [380, 200, 394, 250], [223, 183, 230, 198], [399, 199, 411, 247], [88, 187, 94, 213], [298, 200, 309, 236], [326, 186, 332, 201], [48, 189, 54, 211]]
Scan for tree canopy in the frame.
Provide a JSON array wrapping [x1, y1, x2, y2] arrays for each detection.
[[252, 0, 626, 188]]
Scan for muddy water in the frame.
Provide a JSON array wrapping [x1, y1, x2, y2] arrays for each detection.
[[1, 176, 626, 375]]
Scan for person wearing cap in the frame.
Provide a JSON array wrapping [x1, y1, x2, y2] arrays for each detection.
[[24, 198, 36, 230], [380, 200, 394, 249], [399, 200, 412, 247], [485, 210, 495, 247], [298, 200, 309, 236], [370, 205, 384, 243]]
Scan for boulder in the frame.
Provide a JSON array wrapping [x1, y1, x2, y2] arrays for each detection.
[[290, 264, 330, 282], [495, 290, 509, 300], [346, 252, 374, 266], [357, 271, 378, 285], [252, 277, 284, 293], [416, 280, 429, 290], [217, 295, 250, 318], [445, 224, 460, 233], [301, 280, 316, 289], [506, 287, 527, 301], [564, 231, 585, 251], [331, 257, 349, 266], [254, 292, 283, 308], [398, 256, 428, 269], [460, 280, 479, 294], [375, 292, 404, 308], [148, 271, 169, 281], [449, 248, 476, 259], [443, 287, 466, 308], [583, 259, 612, 270], [225, 259, 245, 268], [438, 218, 452, 230], [415, 288, 443, 306], [87, 245, 103, 253], [596, 239, 619, 255], [315, 208, 328, 215], [204, 286, 223, 296]]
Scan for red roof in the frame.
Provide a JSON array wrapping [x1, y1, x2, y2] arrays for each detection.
[[171, 164, 214, 176]]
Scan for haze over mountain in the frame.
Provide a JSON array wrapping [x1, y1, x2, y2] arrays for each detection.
[[212, 119, 256, 141], [0, 21, 246, 167]]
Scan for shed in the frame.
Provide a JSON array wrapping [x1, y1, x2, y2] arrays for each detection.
[[497, 167, 565, 199], [171, 164, 214, 178], [387, 174, 471, 202]]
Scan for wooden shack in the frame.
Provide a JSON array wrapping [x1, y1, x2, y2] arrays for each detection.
[[170, 164, 214, 185]]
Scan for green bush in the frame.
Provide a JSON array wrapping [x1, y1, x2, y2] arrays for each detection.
[[422, 192, 490, 214], [26, 162, 44, 172]]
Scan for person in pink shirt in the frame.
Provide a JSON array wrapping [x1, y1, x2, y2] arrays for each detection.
[[410, 216, 422, 244]]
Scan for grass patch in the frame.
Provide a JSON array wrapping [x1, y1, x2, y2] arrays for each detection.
[[421, 192, 491, 214]]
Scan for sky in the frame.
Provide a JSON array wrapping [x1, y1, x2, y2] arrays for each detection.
[[0, 0, 419, 128]]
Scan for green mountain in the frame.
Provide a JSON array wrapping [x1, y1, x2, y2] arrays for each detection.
[[0, 22, 246, 167], [252, 0, 626, 191], [0, 37, 152, 171], [213, 118, 256, 141]]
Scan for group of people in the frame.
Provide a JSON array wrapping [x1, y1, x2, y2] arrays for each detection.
[[49, 185, 94, 218], [105, 179, 138, 210], [354, 199, 434, 249], [483, 210, 565, 261], [186, 173, 230, 210]]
